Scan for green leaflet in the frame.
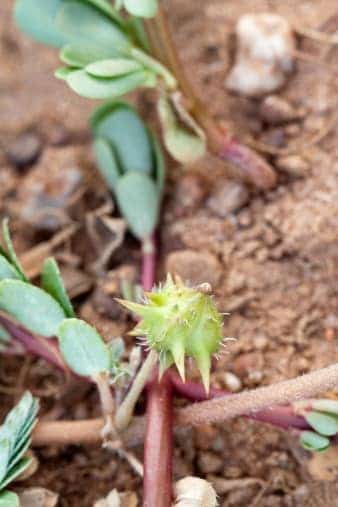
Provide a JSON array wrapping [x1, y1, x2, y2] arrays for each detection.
[[157, 95, 206, 164], [14, 0, 66, 48], [93, 138, 121, 190], [123, 0, 158, 18], [66, 68, 151, 99], [91, 102, 153, 174], [60, 43, 119, 67], [305, 411, 338, 437], [0, 491, 19, 507], [57, 319, 111, 377], [0, 280, 66, 337], [86, 58, 143, 78], [116, 172, 159, 240], [41, 258, 75, 318], [300, 430, 330, 452]]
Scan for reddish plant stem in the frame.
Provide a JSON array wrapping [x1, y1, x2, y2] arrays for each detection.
[[169, 372, 308, 430], [141, 236, 157, 292], [147, 4, 277, 190], [141, 236, 174, 507], [143, 372, 173, 507], [0, 311, 67, 372]]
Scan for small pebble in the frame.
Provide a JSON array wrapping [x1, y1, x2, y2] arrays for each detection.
[[259, 95, 299, 125], [275, 155, 310, 177], [223, 372, 242, 392], [226, 14, 295, 97], [207, 181, 249, 217], [6, 131, 42, 168]]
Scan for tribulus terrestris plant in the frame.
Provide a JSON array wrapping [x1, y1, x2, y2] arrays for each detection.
[[2, 1, 338, 506]]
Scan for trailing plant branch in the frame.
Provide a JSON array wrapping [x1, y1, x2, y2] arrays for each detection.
[[177, 363, 338, 427], [146, 3, 277, 189]]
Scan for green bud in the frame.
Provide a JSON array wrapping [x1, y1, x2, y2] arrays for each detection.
[[118, 274, 223, 392]]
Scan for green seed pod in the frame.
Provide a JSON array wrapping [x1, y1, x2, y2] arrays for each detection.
[[118, 274, 223, 392]]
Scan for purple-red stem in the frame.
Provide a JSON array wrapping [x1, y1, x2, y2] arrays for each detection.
[[141, 237, 156, 292], [0, 312, 67, 372], [143, 372, 173, 507], [141, 235, 174, 507]]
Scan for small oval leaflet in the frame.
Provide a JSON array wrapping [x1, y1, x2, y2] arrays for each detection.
[[0, 491, 19, 507], [60, 43, 118, 67], [311, 399, 338, 415], [0, 280, 66, 337], [66, 69, 150, 99], [305, 411, 338, 437], [57, 318, 111, 377], [300, 430, 330, 452], [41, 258, 75, 318], [116, 172, 159, 240], [123, 0, 158, 18], [86, 58, 143, 78]]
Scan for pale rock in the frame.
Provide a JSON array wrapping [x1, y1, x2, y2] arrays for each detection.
[[226, 14, 295, 97]]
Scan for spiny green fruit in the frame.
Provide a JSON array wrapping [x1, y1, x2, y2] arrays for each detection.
[[118, 274, 224, 392]]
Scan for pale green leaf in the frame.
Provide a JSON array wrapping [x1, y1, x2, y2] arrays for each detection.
[[0, 491, 19, 507], [93, 138, 121, 190], [91, 102, 153, 174], [0, 256, 21, 282], [57, 319, 110, 377], [14, 0, 66, 48], [157, 96, 206, 164], [56, 2, 130, 53], [305, 411, 338, 437], [116, 172, 159, 239], [66, 69, 149, 99], [123, 0, 158, 18], [0, 280, 66, 337], [42, 258, 75, 318], [300, 430, 330, 452], [86, 58, 143, 78]]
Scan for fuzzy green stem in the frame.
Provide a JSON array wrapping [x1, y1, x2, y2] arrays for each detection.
[[115, 349, 158, 431]]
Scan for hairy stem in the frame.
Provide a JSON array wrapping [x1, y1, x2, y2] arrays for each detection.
[[147, 3, 277, 189], [169, 372, 308, 430], [177, 363, 338, 427], [143, 372, 173, 507], [115, 349, 158, 431]]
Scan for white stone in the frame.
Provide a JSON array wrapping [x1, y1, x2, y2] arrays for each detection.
[[226, 14, 295, 97]]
